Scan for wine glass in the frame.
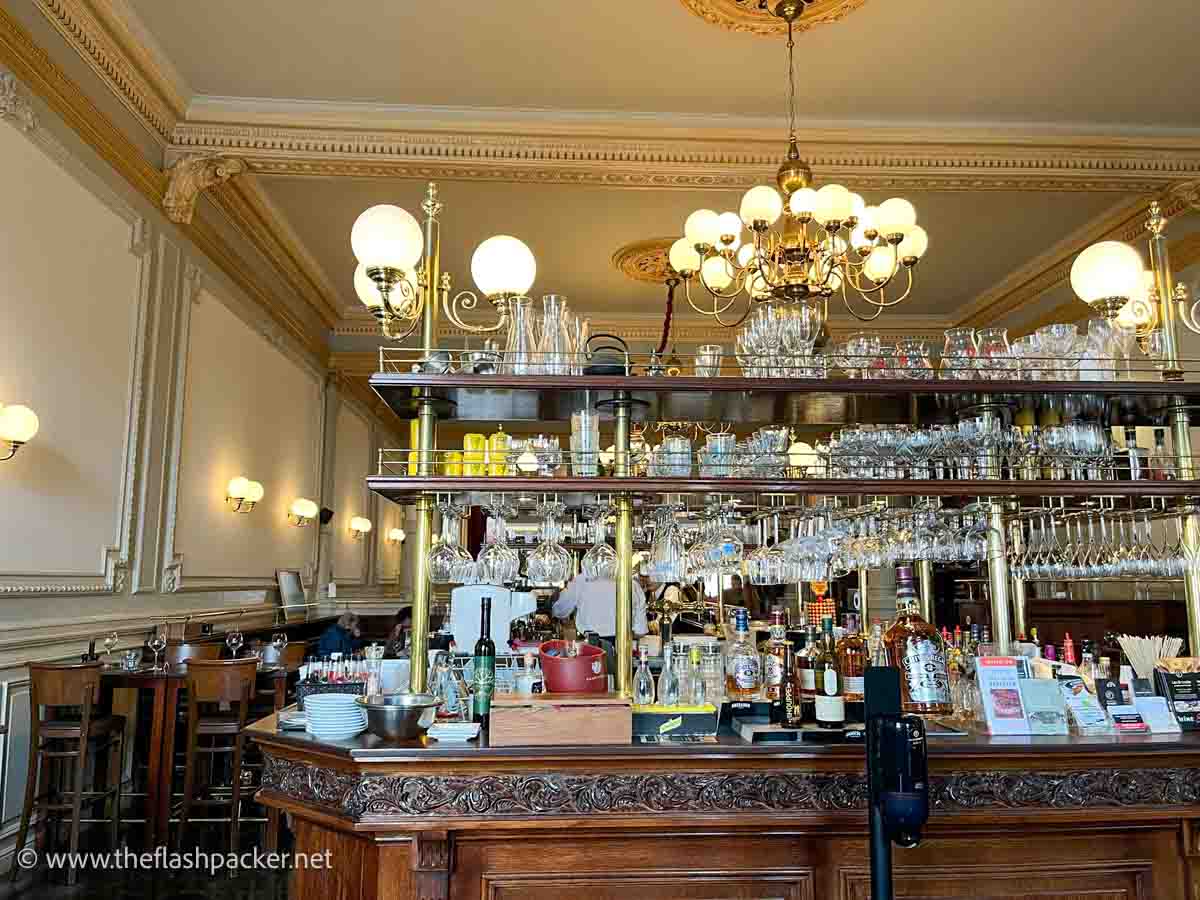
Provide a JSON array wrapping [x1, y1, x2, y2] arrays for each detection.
[[270, 631, 288, 666], [226, 628, 244, 658], [147, 631, 167, 672], [102, 631, 119, 661]]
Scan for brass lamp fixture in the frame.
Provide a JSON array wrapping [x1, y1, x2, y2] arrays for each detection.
[[288, 497, 319, 526], [386, 527, 406, 546], [0, 403, 39, 461], [226, 477, 264, 513], [352, 183, 537, 340], [670, 0, 928, 328], [349, 516, 373, 541]]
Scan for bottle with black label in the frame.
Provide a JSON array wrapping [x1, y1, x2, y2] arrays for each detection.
[[472, 598, 496, 741], [814, 617, 846, 729]]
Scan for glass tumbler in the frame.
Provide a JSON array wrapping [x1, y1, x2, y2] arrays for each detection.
[[570, 408, 600, 476], [695, 344, 724, 378]]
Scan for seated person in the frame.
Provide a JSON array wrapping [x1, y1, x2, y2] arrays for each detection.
[[383, 607, 413, 658], [317, 612, 362, 657]]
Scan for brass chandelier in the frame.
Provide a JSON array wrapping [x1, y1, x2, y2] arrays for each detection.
[[669, 0, 929, 328]]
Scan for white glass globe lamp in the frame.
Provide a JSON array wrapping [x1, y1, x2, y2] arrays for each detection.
[[669, 238, 701, 276], [876, 199, 917, 240], [1070, 240, 1146, 319], [738, 187, 784, 228], [684, 209, 723, 249], [471, 236, 536, 298], [350, 205, 423, 271]]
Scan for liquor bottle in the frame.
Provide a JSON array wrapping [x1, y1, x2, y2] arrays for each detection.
[[788, 628, 810, 725], [1077, 651, 1098, 693], [814, 617, 845, 729], [658, 645, 681, 706], [1029, 626, 1042, 656], [472, 598, 496, 737], [771, 636, 792, 725], [633, 648, 655, 705], [952, 625, 963, 651], [1062, 632, 1077, 665], [883, 565, 952, 716], [868, 622, 889, 668], [1151, 429, 1176, 481], [800, 623, 820, 721], [835, 616, 867, 722], [762, 608, 790, 702], [725, 609, 762, 700]]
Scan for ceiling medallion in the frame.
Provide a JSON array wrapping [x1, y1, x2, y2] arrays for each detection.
[[678, 0, 868, 35], [612, 238, 678, 284]]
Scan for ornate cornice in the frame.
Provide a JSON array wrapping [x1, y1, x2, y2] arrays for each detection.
[[678, 0, 869, 35], [163, 153, 246, 224], [0, 70, 36, 131], [262, 755, 1200, 820], [169, 118, 1200, 193], [32, 0, 187, 143], [612, 238, 677, 284]]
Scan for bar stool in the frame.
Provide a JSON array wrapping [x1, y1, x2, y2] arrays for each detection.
[[176, 658, 258, 853], [11, 662, 125, 886]]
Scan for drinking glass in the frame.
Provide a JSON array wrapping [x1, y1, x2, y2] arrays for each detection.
[[226, 628, 244, 658], [976, 327, 1014, 380], [661, 434, 692, 477], [648, 507, 686, 583], [941, 328, 977, 380], [148, 631, 167, 671], [695, 344, 724, 377], [570, 408, 600, 476], [582, 519, 617, 580], [895, 339, 933, 380], [428, 503, 465, 584], [102, 631, 119, 660], [527, 518, 573, 586]]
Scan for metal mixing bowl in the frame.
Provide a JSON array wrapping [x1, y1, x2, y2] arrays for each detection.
[[355, 692, 442, 741]]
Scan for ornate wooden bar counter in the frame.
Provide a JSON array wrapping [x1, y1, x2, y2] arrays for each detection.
[[250, 716, 1200, 900]]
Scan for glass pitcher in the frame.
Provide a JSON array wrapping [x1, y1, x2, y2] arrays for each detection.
[[536, 294, 570, 375], [502, 295, 539, 375]]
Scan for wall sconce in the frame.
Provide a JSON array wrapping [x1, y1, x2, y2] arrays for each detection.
[[349, 516, 373, 540], [288, 497, 319, 526], [386, 527, 406, 546], [0, 403, 39, 461], [226, 476, 264, 513]]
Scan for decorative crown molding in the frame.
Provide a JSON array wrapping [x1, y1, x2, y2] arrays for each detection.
[[613, 238, 677, 284], [163, 153, 247, 224], [169, 115, 1200, 193], [678, 0, 869, 35], [0, 70, 36, 131], [32, 0, 187, 143]]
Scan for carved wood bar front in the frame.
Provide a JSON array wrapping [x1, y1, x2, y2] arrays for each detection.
[[249, 720, 1200, 900]]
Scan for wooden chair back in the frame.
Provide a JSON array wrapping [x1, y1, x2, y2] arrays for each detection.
[[28, 661, 103, 711], [165, 643, 221, 667], [184, 658, 259, 705]]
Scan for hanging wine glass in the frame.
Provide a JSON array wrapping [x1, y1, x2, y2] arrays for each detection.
[[478, 497, 520, 585], [648, 505, 686, 583], [581, 514, 617, 580], [428, 500, 462, 584], [528, 515, 573, 586]]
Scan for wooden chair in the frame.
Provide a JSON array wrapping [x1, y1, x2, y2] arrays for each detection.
[[164, 642, 221, 667], [10, 662, 124, 886], [176, 658, 258, 853]]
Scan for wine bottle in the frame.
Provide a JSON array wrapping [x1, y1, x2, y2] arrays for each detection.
[[472, 598, 496, 739], [814, 617, 845, 729]]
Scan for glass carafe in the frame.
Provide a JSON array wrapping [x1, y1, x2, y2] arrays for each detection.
[[502, 295, 539, 375], [536, 294, 570, 375], [648, 507, 686, 583], [976, 327, 1014, 380]]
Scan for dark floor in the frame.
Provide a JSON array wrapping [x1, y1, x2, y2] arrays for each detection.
[[0, 823, 290, 900]]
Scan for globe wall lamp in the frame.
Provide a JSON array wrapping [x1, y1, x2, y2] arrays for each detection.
[[386, 527, 406, 546], [349, 516, 373, 541], [226, 477, 264, 513], [288, 497, 319, 527], [0, 403, 39, 462]]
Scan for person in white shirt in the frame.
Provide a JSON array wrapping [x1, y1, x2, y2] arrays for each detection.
[[552, 573, 649, 643]]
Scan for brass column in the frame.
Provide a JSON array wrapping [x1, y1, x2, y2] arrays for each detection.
[[981, 407, 1013, 654], [409, 183, 443, 693], [916, 560, 935, 625], [612, 391, 633, 697], [1008, 516, 1028, 639], [857, 567, 870, 630], [1148, 202, 1200, 655]]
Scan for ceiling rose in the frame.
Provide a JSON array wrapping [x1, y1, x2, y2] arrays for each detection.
[[678, 0, 868, 35], [612, 238, 678, 284]]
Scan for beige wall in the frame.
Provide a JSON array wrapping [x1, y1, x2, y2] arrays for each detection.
[[172, 289, 323, 587], [0, 122, 137, 582], [331, 404, 371, 584]]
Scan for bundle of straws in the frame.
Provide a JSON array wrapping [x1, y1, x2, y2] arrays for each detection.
[[1115, 633, 1184, 679]]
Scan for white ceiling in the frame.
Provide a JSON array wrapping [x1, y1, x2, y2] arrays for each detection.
[[261, 175, 1128, 332], [132, 0, 1200, 129]]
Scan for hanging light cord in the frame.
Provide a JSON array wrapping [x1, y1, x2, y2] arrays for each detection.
[[657, 277, 678, 355], [786, 19, 796, 143]]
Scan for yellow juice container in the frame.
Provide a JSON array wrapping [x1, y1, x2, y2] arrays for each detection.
[[463, 433, 487, 476], [407, 419, 420, 475], [443, 451, 464, 477], [488, 425, 511, 476]]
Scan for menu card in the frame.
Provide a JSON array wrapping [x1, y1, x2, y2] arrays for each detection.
[[1057, 675, 1113, 735], [1017, 678, 1068, 735], [977, 657, 1030, 735], [1153, 669, 1200, 731]]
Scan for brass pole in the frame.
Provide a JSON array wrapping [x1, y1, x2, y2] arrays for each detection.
[[980, 407, 1013, 654], [1148, 203, 1200, 655], [1008, 516, 1028, 639], [613, 391, 633, 697], [916, 560, 935, 626], [409, 183, 443, 693]]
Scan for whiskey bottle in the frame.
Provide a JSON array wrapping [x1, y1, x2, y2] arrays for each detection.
[[883, 566, 951, 716], [762, 608, 790, 702], [835, 615, 867, 722], [788, 627, 810, 725], [814, 617, 846, 729], [725, 609, 762, 700]]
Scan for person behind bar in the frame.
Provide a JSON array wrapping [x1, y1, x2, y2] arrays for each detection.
[[552, 571, 649, 647], [383, 607, 413, 658], [317, 611, 362, 657]]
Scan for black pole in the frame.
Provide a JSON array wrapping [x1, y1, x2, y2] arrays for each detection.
[[869, 802, 893, 900], [865, 666, 901, 900]]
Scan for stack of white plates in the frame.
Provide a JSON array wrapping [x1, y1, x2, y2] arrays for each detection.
[[304, 693, 367, 741], [427, 721, 481, 743]]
